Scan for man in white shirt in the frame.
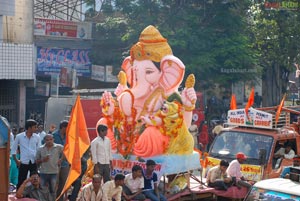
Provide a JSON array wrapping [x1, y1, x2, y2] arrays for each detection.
[[273, 142, 295, 168], [37, 124, 47, 144], [206, 160, 231, 190], [102, 174, 125, 201], [76, 174, 103, 201], [12, 119, 41, 190], [123, 165, 145, 200], [274, 142, 295, 160], [91, 124, 113, 183]]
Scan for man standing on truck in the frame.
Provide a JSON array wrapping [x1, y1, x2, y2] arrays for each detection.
[[91, 124, 113, 183], [226, 152, 252, 189]]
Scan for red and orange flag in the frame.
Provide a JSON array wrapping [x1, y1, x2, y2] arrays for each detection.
[[275, 93, 286, 125], [245, 87, 255, 116], [57, 95, 90, 200], [230, 94, 237, 110]]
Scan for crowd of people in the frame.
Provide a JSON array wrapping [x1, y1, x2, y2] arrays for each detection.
[[9, 119, 167, 201], [7, 105, 299, 201]]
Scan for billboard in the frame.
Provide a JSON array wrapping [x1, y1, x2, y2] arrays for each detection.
[[60, 67, 76, 88], [34, 81, 50, 96], [34, 18, 92, 39], [91, 65, 118, 82], [37, 47, 91, 77], [91, 65, 105, 81], [105, 65, 118, 82]]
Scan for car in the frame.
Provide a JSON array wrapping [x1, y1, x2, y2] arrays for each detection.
[[244, 177, 300, 200]]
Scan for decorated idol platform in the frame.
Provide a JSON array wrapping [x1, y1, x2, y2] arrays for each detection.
[[97, 25, 199, 167], [94, 25, 201, 195]]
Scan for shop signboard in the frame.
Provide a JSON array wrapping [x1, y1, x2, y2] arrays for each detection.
[[34, 81, 50, 96], [37, 47, 91, 77], [105, 65, 118, 82], [91, 65, 105, 81], [34, 18, 92, 39]]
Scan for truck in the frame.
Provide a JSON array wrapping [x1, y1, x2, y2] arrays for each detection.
[[193, 107, 300, 198], [44, 94, 103, 141], [205, 106, 300, 192], [166, 106, 300, 200]]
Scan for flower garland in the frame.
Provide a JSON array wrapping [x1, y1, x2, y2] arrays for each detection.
[[194, 149, 209, 169], [158, 101, 184, 153], [115, 89, 138, 158], [100, 94, 138, 158]]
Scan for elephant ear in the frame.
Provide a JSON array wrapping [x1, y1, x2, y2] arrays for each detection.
[[121, 56, 133, 87], [160, 55, 185, 94]]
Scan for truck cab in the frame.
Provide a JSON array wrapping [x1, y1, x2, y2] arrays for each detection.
[[206, 107, 300, 181]]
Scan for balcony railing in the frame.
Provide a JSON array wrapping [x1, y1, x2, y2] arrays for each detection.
[[0, 43, 35, 80]]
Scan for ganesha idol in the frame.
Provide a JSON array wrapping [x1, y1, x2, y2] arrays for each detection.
[[97, 25, 197, 158]]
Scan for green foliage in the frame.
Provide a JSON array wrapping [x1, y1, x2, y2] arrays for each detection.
[[249, 2, 300, 105], [86, 0, 260, 90]]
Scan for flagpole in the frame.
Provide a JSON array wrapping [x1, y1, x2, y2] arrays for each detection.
[[56, 95, 90, 201]]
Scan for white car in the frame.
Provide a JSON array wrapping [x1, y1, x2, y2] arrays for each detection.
[[244, 178, 300, 201]]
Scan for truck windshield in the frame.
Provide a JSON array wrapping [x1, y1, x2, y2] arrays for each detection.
[[209, 131, 273, 165]]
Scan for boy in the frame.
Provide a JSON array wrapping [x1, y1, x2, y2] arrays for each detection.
[[143, 160, 167, 201], [123, 165, 146, 200]]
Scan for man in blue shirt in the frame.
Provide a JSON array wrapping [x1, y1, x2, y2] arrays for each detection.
[[280, 155, 300, 178], [143, 160, 167, 201], [53, 120, 69, 201]]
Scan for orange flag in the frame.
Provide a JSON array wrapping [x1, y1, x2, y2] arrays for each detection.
[[275, 93, 286, 125], [245, 88, 255, 116], [230, 94, 237, 110], [57, 95, 90, 200]]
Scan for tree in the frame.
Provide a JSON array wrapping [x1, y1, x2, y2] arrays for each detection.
[[86, 0, 260, 92], [250, 2, 300, 106]]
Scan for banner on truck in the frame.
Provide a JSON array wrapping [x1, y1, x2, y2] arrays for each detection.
[[111, 159, 162, 178], [227, 108, 273, 129]]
